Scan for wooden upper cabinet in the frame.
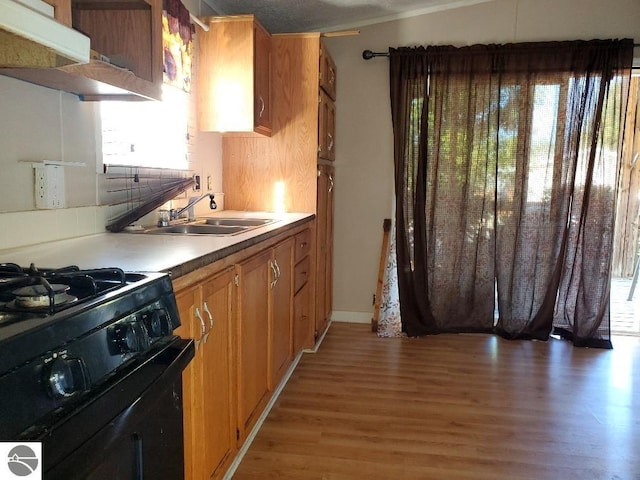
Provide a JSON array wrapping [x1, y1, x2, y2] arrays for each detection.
[[318, 40, 336, 161], [318, 89, 336, 161], [253, 22, 272, 135], [197, 15, 272, 136], [319, 40, 336, 101], [43, 0, 72, 26], [0, 0, 163, 100]]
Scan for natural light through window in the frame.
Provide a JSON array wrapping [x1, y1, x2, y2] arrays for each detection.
[[100, 85, 189, 170], [527, 84, 560, 203]]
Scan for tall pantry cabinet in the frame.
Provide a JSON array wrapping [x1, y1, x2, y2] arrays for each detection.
[[315, 41, 336, 339], [222, 33, 337, 343]]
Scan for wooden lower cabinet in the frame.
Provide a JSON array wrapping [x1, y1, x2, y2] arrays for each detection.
[[175, 267, 235, 480], [293, 228, 314, 352], [236, 249, 271, 441], [236, 237, 295, 442], [294, 280, 312, 352], [174, 222, 312, 478], [316, 165, 335, 340], [269, 238, 294, 390]]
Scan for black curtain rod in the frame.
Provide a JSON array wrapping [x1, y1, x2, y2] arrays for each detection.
[[363, 43, 640, 61], [362, 49, 388, 59]]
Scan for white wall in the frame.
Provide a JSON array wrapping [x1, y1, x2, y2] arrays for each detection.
[[0, 0, 222, 250], [324, 0, 640, 319]]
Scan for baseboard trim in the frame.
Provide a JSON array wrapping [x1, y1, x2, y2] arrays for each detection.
[[331, 310, 372, 324]]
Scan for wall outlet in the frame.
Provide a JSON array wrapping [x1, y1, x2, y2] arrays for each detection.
[[35, 165, 66, 209], [35, 166, 46, 207]]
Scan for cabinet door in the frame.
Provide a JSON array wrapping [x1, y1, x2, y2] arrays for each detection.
[[316, 168, 327, 340], [72, 0, 162, 88], [325, 166, 335, 322], [316, 165, 335, 339], [197, 15, 271, 136], [318, 90, 336, 161], [201, 269, 235, 480], [270, 237, 294, 389], [236, 249, 271, 440], [253, 21, 272, 135], [319, 40, 337, 101], [294, 281, 312, 353], [174, 286, 203, 480]]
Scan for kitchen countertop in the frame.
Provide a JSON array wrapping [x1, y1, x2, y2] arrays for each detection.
[[0, 211, 314, 278]]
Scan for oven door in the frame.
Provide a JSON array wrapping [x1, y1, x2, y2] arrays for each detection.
[[40, 337, 194, 480]]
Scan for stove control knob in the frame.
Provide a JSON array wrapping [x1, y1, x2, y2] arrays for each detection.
[[47, 357, 88, 399], [109, 321, 150, 354], [143, 309, 173, 338]]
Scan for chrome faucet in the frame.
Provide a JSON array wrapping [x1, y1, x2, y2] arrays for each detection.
[[170, 193, 216, 222]]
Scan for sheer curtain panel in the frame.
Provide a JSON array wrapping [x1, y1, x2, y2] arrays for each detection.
[[389, 39, 634, 347]]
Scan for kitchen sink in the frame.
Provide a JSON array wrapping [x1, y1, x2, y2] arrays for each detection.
[[142, 217, 279, 236], [148, 224, 248, 235], [204, 218, 275, 227]]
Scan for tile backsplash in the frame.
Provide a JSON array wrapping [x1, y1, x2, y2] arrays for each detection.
[[0, 193, 226, 252], [0, 206, 110, 251]]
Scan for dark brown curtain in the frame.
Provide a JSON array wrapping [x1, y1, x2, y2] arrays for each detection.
[[389, 39, 634, 347]]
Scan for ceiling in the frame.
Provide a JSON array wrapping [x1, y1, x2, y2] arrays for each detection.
[[202, 0, 495, 34]]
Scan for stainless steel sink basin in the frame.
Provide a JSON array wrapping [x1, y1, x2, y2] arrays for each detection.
[[204, 218, 275, 227], [141, 217, 278, 236], [150, 224, 248, 235]]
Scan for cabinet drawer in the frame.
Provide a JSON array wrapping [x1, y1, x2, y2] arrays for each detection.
[[294, 229, 312, 264], [294, 256, 310, 294]]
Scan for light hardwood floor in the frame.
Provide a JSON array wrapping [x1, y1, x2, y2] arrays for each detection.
[[232, 322, 640, 480]]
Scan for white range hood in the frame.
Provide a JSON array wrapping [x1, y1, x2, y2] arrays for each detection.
[[0, 0, 90, 68]]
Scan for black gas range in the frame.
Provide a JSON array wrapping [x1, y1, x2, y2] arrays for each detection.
[[0, 263, 194, 479]]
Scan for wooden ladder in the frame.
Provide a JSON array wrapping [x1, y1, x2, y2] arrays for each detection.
[[371, 218, 392, 332]]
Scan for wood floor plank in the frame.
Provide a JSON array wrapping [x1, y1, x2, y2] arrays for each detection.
[[232, 323, 640, 480]]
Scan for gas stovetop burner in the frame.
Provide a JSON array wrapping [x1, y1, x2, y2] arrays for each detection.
[[8, 284, 77, 310], [0, 264, 131, 317]]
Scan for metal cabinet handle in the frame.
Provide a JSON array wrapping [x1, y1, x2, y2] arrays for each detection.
[[258, 96, 265, 118], [203, 302, 214, 328], [203, 301, 214, 343], [328, 174, 334, 193], [269, 260, 278, 289], [274, 259, 281, 283], [195, 307, 206, 348], [328, 132, 334, 152]]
